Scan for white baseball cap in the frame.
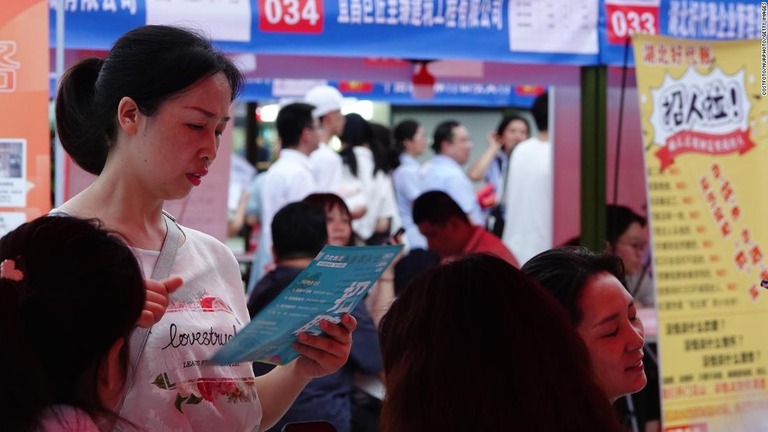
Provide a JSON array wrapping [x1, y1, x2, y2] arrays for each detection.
[[304, 85, 345, 118]]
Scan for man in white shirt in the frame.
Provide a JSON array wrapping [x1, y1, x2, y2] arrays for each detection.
[[421, 120, 483, 225], [305, 85, 346, 193], [248, 102, 320, 293], [305, 85, 366, 219], [502, 92, 552, 265]]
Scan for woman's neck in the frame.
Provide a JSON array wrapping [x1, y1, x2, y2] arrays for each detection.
[[60, 174, 167, 250]]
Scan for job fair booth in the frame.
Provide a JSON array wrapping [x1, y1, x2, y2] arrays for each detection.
[[2, 0, 767, 429]]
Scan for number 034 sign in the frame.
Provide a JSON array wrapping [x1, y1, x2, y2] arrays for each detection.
[[259, 0, 324, 34]]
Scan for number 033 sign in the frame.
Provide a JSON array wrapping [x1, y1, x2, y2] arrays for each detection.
[[605, 0, 660, 44], [259, 0, 324, 33]]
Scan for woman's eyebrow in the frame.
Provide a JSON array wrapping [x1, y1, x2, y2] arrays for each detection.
[[591, 313, 620, 329], [184, 106, 231, 122]]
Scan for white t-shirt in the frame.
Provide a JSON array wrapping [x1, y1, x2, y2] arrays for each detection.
[[251, 149, 316, 285], [121, 227, 262, 431], [345, 146, 398, 241], [501, 137, 553, 265], [309, 142, 343, 193]]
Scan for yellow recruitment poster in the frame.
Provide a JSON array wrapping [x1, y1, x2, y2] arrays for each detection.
[[0, 0, 50, 235], [634, 34, 768, 431]]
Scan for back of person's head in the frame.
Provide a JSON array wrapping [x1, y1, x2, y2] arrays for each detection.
[[393, 119, 420, 154], [531, 92, 549, 132], [276, 102, 315, 149], [369, 122, 394, 174], [339, 113, 372, 177], [431, 120, 459, 154], [0, 216, 145, 431], [521, 246, 625, 325], [272, 201, 328, 261], [340, 113, 371, 148], [379, 254, 622, 432], [304, 85, 344, 120], [606, 205, 647, 247], [412, 190, 469, 226], [55, 25, 244, 175]]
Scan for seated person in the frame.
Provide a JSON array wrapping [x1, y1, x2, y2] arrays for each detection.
[[248, 201, 383, 432], [606, 205, 654, 308], [522, 247, 650, 429], [559, 205, 654, 307], [247, 201, 328, 316], [412, 190, 519, 267], [379, 254, 623, 432], [1, 216, 146, 431]]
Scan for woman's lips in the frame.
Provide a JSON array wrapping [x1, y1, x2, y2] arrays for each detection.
[[626, 358, 644, 372], [187, 173, 202, 186]]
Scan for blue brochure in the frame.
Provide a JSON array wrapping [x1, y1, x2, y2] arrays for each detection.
[[211, 244, 403, 365]]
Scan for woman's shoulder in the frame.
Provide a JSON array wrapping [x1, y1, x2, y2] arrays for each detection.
[[180, 224, 223, 244], [179, 225, 235, 256], [38, 406, 100, 432]]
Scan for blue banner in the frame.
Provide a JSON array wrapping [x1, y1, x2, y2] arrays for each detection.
[[49, 1, 761, 70], [599, 0, 762, 67], [50, 0, 601, 65], [241, 78, 538, 106]]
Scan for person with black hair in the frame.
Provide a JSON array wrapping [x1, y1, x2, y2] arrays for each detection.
[[380, 254, 623, 432], [247, 201, 328, 317], [420, 120, 483, 225], [468, 115, 530, 237], [1, 216, 145, 432], [522, 247, 657, 432], [250, 102, 321, 290], [413, 191, 518, 267], [305, 85, 346, 194], [340, 113, 398, 245], [522, 247, 647, 403], [54, 25, 355, 431], [391, 119, 428, 251], [249, 198, 384, 432], [606, 205, 655, 307], [502, 92, 553, 264], [303, 193, 357, 247]]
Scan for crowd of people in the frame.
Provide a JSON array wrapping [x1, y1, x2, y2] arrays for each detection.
[[3, 24, 663, 432]]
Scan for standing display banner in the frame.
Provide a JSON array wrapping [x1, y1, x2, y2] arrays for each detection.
[[0, 0, 50, 236], [634, 34, 768, 431]]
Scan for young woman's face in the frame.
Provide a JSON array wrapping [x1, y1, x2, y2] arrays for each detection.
[[577, 272, 647, 402], [499, 119, 529, 153], [614, 221, 647, 276], [326, 204, 352, 246], [404, 126, 427, 157], [129, 72, 231, 200]]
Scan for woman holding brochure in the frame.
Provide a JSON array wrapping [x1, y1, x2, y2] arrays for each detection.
[[54, 25, 355, 431]]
